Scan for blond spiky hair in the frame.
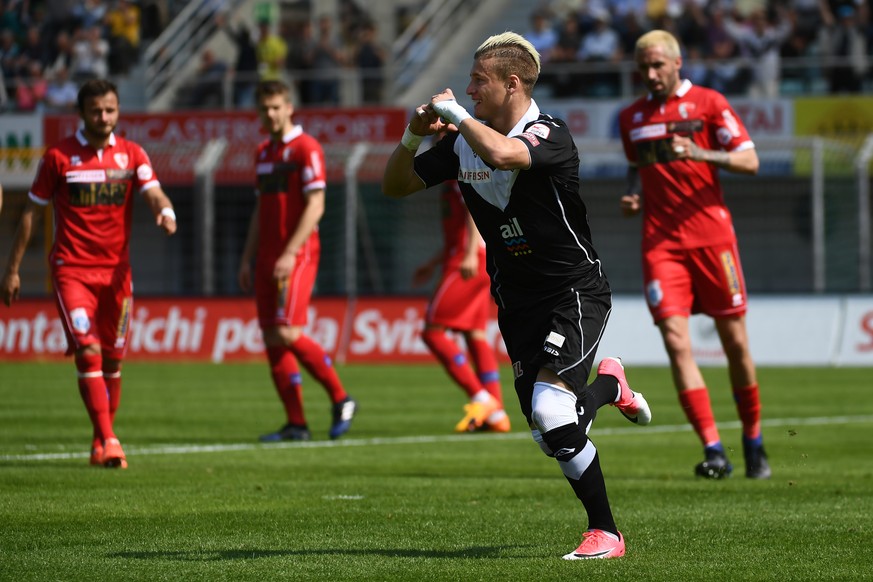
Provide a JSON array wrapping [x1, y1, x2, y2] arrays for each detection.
[[635, 30, 681, 59], [476, 31, 541, 73]]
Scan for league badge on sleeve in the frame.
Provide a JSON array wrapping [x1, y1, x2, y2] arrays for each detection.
[[70, 307, 91, 334]]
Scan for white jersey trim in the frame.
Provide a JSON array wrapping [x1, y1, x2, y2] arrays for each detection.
[[453, 100, 542, 211]]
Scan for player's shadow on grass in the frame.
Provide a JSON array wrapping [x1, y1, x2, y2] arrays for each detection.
[[112, 546, 526, 561]]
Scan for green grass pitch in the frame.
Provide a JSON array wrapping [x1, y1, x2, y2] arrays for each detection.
[[1, 361, 871, 581]]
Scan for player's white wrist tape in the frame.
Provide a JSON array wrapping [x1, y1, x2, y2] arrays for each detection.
[[400, 125, 424, 152], [160, 207, 176, 221], [432, 100, 472, 127]]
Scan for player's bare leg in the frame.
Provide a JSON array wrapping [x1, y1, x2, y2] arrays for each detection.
[[658, 316, 730, 478]]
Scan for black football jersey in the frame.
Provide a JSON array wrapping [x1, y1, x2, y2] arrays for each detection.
[[414, 104, 607, 310]]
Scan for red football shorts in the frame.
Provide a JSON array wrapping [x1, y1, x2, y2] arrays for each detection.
[[255, 251, 319, 328], [425, 258, 492, 331], [642, 242, 748, 323], [52, 265, 133, 358]]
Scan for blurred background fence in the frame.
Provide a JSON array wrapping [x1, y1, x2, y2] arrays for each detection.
[[3, 135, 871, 300]]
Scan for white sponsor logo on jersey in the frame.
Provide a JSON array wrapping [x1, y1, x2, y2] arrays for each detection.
[[499, 217, 524, 239], [65, 170, 106, 183], [546, 331, 566, 347], [629, 123, 667, 142], [526, 123, 551, 139]]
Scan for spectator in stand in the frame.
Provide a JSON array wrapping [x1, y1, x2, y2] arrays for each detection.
[[0, 28, 19, 91], [286, 18, 314, 105], [1, 0, 27, 39], [19, 25, 49, 71], [305, 15, 344, 105], [45, 63, 78, 111], [724, 6, 793, 98], [526, 10, 558, 59], [395, 20, 433, 90], [0, 70, 7, 110], [46, 30, 75, 80], [255, 17, 287, 82], [704, 6, 750, 95], [71, 24, 109, 82], [353, 20, 385, 104], [15, 59, 47, 111], [185, 48, 227, 109], [819, 3, 868, 93], [616, 9, 647, 56], [576, 8, 623, 96], [780, 17, 817, 92], [71, 0, 106, 31], [215, 13, 257, 108], [543, 12, 582, 97], [105, 0, 141, 76]]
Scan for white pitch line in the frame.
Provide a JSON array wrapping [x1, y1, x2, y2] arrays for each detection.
[[2, 414, 872, 463]]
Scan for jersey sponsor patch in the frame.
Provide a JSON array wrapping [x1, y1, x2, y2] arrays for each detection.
[[519, 132, 540, 146], [70, 307, 91, 333], [716, 127, 733, 146], [66, 170, 106, 183], [526, 123, 551, 139], [458, 168, 492, 182], [546, 331, 566, 347], [629, 123, 668, 142], [137, 164, 154, 181]]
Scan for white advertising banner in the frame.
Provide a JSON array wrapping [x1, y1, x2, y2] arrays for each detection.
[[601, 295, 844, 367], [835, 297, 873, 365]]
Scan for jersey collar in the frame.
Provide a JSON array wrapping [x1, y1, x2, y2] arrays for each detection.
[[281, 125, 304, 143], [507, 100, 541, 137], [647, 78, 693, 101], [75, 128, 117, 148]]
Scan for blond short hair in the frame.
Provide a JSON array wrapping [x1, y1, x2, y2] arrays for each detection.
[[474, 31, 540, 95], [635, 30, 681, 59]]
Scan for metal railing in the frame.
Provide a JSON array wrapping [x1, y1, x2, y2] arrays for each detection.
[[142, 0, 247, 106]]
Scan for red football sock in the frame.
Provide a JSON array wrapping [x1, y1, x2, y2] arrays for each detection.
[[678, 388, 721, 447], [75, 352, 114, 442], [267, 346, 306, 426], [466, 336, 503, 405], [103, 371, 121, 423], [421, 328, 483, 399], [733, 384, 762, 439], [288, 335, 347, 404]]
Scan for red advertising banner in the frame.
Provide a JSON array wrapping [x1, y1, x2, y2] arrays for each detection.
[[43, 108, 408, 186], [0, 297, 507, 364]]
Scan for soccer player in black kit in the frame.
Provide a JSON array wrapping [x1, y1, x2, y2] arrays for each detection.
[[383, 32, 652, 560]]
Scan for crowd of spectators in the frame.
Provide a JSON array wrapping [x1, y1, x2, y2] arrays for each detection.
[[0, 0, 169, 112], [188, 1, 388, 109], [3, 0, 871, 114], [530, 0, 872, 98]]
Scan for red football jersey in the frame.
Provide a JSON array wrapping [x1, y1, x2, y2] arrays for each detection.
[[29, 130, 160, 268], [619, 80, 755, 250], [440, 181, 485, 268], [254, 126, 326, 260]]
